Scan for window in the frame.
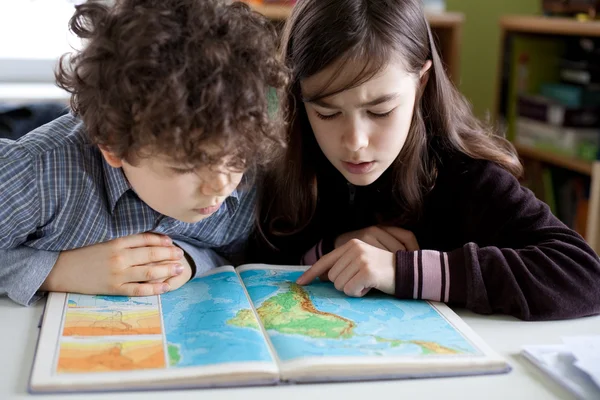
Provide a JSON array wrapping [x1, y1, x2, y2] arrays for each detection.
[[0, 0, 83, 83]]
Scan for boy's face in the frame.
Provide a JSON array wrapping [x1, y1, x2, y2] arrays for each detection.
[[100, 147, 244, 223]]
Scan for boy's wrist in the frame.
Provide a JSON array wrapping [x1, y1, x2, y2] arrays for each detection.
[[177, 246, 196, 280]]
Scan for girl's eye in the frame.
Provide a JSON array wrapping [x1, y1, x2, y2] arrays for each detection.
[[315, 112, 340, 120], [368, 109, 395, 118]]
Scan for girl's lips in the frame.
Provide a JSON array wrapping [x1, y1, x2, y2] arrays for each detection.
[[341, 161, 375, 174], [194, 203, 222, 215]]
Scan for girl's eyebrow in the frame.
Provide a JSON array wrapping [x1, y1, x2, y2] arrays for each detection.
[[304, 93, 399, 109]]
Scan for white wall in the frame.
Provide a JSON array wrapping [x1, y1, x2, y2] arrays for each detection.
[[0, 0, 85, 103]]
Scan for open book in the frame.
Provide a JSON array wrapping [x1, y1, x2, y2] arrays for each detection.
[[30, 264, 510, 393]]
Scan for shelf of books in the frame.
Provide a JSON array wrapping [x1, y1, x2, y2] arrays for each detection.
[[495, 15, 600, 253], [514, 143, 594, 176], [243, 2, 464, 83]]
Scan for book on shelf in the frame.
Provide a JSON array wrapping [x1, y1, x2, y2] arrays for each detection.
[[30, 264, 510, 393], [517, 93, 600, 128], [515, 117, 600, 162], [520, 160, 590, 236]]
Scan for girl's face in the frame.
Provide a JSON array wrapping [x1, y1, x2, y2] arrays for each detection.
[[301, 59, 429, 186]]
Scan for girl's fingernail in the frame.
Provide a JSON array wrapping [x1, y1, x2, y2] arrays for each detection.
[[296, 275, 306, 284], [161, 284, 170, 293], [163, 237, 172, 245], [175, 265, 184, 274]]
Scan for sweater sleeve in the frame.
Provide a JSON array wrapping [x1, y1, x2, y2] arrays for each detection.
[[395, 161, 600, 321]]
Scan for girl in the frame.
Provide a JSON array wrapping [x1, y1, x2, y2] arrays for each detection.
[[256, 0, 600, 320]]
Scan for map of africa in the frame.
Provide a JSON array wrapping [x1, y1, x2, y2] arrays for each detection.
[[231, 269, 480, 362]]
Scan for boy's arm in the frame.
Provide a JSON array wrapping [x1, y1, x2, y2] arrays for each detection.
[[0, 143, 56, 306], [171, 239, 229, 278], [0, 246, 59, 306], [0, 143, 41, 249]]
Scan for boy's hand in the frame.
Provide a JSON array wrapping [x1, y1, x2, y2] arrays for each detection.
[[151, 252, 194, 291], [335, 225, 419, 252], [40, 233, 185, 296], [296, 239, 396, 297]]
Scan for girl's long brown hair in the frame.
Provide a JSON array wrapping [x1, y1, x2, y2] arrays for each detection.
[[260, 0, 522, 242]]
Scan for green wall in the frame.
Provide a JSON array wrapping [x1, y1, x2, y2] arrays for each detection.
[[445, 0, 541, 117]]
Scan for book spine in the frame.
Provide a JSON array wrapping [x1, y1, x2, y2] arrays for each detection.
[[517, 95, 600, 128]]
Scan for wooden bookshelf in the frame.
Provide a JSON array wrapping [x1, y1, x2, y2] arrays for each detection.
[[500, 15, 600, 37], [514, 144, 594, 176], [247, 3, 464, 84], [495, 15, 600, 253]]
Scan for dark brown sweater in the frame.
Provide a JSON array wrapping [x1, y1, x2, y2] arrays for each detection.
[[255, 155, 600, 321]]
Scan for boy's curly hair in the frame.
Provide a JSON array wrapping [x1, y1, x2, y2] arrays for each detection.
[[56, 0, 288, 170]]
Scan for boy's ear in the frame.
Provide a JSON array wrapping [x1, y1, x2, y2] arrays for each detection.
[[98, 145, 123, 168], [419, 60, 433, 87]]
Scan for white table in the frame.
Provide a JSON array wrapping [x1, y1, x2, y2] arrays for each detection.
[[1, 297, 598, 400]]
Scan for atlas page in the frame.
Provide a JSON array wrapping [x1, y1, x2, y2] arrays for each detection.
[[29, 266, 279, 393], [236, 264, 511, 382]]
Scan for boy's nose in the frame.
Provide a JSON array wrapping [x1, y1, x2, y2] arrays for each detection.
[[201, 171, 231, 196]]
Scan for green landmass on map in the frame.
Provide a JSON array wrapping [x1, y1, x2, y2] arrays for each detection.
[[168, 344, 181, 366], [229, 283, 355, 339], [228, 283, 460, 355]]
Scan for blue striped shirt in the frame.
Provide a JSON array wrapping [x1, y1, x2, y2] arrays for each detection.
[[0, 114, 256, 305]]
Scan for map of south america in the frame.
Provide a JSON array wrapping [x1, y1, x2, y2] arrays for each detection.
[[229, 279, 463, 359]]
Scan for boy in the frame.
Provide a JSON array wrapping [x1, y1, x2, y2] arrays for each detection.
[[0, 0, 288, 306]]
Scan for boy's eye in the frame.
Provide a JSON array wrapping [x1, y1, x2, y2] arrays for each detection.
[[171, 167, 196, 175], [367, 109, 395, 118], [315, 111, 340, 120]]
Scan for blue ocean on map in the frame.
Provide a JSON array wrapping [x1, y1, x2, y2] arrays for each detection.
[[160, 271, 274, 367]]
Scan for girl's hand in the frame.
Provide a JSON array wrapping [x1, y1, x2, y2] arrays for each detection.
[[40, 233, 187, 296], [296, 239, 396, 297], [335, 225, 419, 252]]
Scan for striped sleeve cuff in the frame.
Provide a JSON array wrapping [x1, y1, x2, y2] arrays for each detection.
[[300, 235, 336, 265], [395, 248, 467, 304]]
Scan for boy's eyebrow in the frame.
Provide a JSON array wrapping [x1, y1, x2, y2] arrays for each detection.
[[305, 93, 400, 109]]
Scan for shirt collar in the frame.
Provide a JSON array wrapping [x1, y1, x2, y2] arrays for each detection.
[[225, 187, 241, 217], [102, 157, 132, 214]]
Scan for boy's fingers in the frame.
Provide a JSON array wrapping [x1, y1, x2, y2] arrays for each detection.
[[163, 273, 189, 291], [127, 263, 184, 283], [128, 246, 184, 266], [119, 282, 170, 297], [117, 233, 173, 249]]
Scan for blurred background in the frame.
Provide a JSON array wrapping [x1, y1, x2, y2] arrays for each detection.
[[2, 0, 600, 253]]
